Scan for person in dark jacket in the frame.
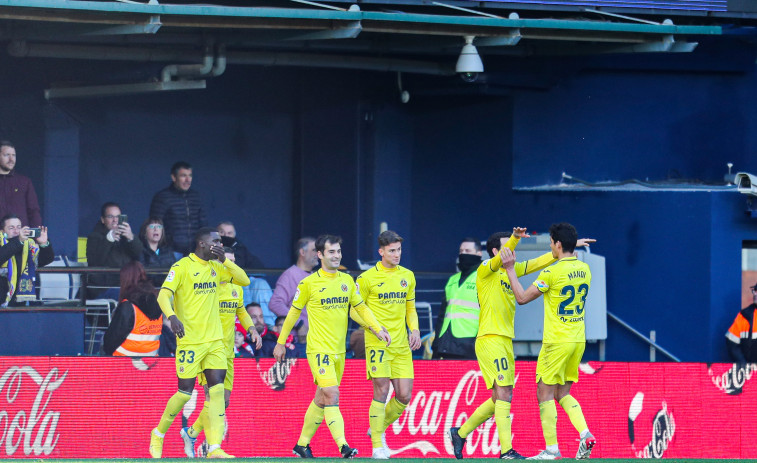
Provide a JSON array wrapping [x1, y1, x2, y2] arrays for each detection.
[[149, 161, 207, 256], [246, 302, 278, 357], [0, 141, 42, 227], [726, 282, 757, 363], [139, 217, 178, 286], [86, 202, 142, 299], [217, 221, 265, 269], [0, 215, 54, 305], [102, 261, 163, 356]]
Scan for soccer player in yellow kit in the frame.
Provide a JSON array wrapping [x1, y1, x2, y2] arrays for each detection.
[[149, 228, 251, 459], [503, 223, 595, 460], [274, 234, 391, 459], [180, 247, 262, 457], [353, 230, 421, 460]]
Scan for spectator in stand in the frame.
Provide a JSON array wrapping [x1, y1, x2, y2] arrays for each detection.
[[432, 237, 482, 359], [0, 141, 42, 227], [235, 325, 255, 358], [86, 202, 142, 299], [139, 217, 178, 286], [269, 236, 318, 341], [245, 302, 278, 357], [0, 215, 54, 305], [149, 161, 206, 256], [273, 315, 299, 357], [101, 261, 162, 357], [217, 221, 265, 269], [726, 282, 757, 363]]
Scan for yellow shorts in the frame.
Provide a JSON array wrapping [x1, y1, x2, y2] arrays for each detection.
[[536, 342, 585, 385], [475, 335, 515, 389], [176, 340, 226, 380], [365, 344, 414, 380], [307, 352, 346, 388], [198, 357, 235, 391]]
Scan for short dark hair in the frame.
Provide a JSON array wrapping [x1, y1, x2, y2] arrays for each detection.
[[315, 234, 342, 254], [100, 202, 120, 218], [378, 230, 403, 247], [485, 232, 511, 258], [549, 222, 578, 253], [246, 302, 261, 310], [0, 140, 14, 150], [275, 315, 287, 325], [461, 237, 481, 251], [171, 161, 192, 176], [194, 226, 216, 244], [217, 220, 234, 229], [294, 236, 315, 259], [1, 214, 19, 229]]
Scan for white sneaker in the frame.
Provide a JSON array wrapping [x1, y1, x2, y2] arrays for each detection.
[[179, 427, 196, 458], [367, 428, 389, 452], [527, 449, 561, 460], [372, 447, 390, 460], [576, 433, 596, 459]]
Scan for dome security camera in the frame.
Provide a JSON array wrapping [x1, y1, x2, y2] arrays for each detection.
[[456, 36, 483, 83]]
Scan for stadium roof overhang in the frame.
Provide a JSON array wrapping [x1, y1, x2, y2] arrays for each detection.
[[0, 0, 727, 96]]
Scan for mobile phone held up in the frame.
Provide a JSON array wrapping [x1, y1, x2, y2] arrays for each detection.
[[28, 228, 42, 238], [118, 214, 128, 225]]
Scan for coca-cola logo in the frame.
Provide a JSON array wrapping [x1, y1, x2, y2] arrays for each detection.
[[0, 366, 67, 456], [257, 359, 297, 391], [388, 370, 503, 457], [627, 392, 675, 458], [708, 363, 757, 395]]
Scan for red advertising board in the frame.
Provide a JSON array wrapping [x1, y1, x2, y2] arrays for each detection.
[[0, 357, 755, 458]]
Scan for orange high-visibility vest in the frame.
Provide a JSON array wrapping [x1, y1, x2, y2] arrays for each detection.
[[114, 301, 163, 357]]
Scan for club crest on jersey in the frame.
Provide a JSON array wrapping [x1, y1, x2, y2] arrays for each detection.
[[536, 280, 548, 291], [166, 270, 175, 282], [400, 279, 408, 288], [371, 366, 377, 372], [179, 366, 185, 373], [211, 268, 217, 277], [497, 374, 504, 381], [319, 368, 326, 375], [341, 284, 348, 292]]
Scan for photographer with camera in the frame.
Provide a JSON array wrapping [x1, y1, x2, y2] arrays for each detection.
[[0, 214, 53, 306], [86, 202, 142, 300]]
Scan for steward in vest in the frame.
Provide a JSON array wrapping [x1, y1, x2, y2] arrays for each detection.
[[432, 239, 482, 359], [102, 267, 164, 356], [726, 282, 757, 363]]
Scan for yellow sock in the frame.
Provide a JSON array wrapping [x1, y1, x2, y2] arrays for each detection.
[[539, 400, 558, 447], [189, 401, 209, 438], [369, 400, 386, 448], [382, 398, 407, 431], [493, 400, 512, 453], [206, 384, 225, 447], [297, 401, 325, 446], [458, 399, 495, 439], [558, 395, 588, 435], [157, 391, 191, 434], [323, 405, 347, 448]]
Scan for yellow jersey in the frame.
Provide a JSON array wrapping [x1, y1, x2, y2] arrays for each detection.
[[533, 256, 592, 343], [217, 281, 253, 358], [476, 236, 555, 338], [162, 253, 234, 346], [356, 262, 418, 348], [288, 269, 380, 354]]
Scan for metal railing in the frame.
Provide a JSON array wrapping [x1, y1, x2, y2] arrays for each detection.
[[607, 311, 680, 362]]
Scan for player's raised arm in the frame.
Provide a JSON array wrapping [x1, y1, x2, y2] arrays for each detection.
[[405, 276, 421, 350], [501, 248, 542, 305]]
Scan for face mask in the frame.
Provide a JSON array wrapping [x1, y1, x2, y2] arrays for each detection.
[[457, 253, 481, 272]]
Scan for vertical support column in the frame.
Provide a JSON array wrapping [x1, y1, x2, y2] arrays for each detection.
[[43, 105, 79, 258], [649, 330, 656, 362]]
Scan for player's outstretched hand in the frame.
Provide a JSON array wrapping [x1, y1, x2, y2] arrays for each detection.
[[577, 238, 596, 248], [512, 227, 530, 239], [377, 327, 392, 347], [500, 248, 516, 269], [169, 315, 185, 338], [273, 343, 287, 362], [249, 328, 263, 350], [408, 329, 421, 351]]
